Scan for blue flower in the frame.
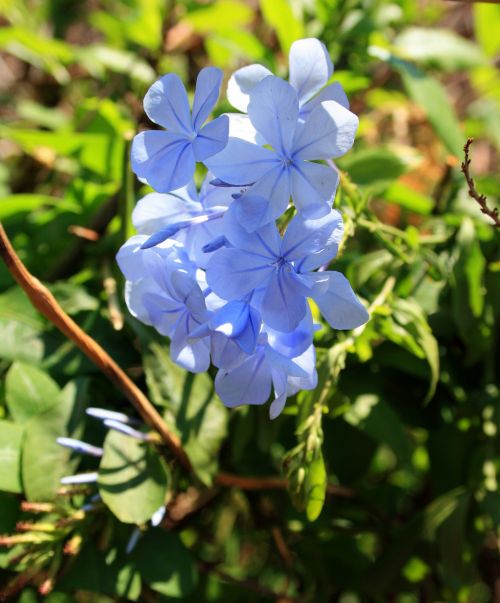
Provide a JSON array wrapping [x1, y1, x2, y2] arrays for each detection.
[[131, 67, 229, 193], [206, 75, 358, 231], [227, 38, 349, 121], [205, 206, 368, 333], [215, 336, 317, 419], [129, 175, 239, 268]]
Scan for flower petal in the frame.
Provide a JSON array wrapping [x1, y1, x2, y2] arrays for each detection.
[[205, 137, 278, 185], [313, 271, 369, 329], [144, 74, 193, 135], [261, 268, 308, 332], [237, 165, 291, 231], [226, 113, 266, 144], [131, 130, 196, 192], [289, 38, 333, 105], [223, 204, 281, 256], [193, 115, 229, 161], [206, 248, 274, 300], [290, 160, 338, 218], [282, 208, 344, 266], [247, 76, 299, 156], [299, 82, 349, 121], [116, 235, 150, 281], [170, 315, 211, 373], [192, 66, 223, 131], [269, 369, 288, 419], [227, 64, 273, 112], [215, 350, 272, 407], [132, 191, 202, 235], [210, 333, 248, 370], [293, 100, 358, 160]]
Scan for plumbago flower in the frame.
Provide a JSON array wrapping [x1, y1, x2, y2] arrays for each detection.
[[206, 75, 359, 231], [227, 38, 349, 120], [119, 38, 369, 418], [131, 67, 229, 192]]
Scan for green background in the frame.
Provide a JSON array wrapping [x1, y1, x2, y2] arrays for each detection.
[[0, 0, 499, 601]]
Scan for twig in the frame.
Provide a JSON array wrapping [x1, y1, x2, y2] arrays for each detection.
[[0, 222, 191, 472], [216, 472, 354, 498], [461, 138, 500, 228]]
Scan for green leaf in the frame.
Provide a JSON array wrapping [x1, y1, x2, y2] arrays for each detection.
[[58, 544, 141, 600], [474, 4, 500, 57], [391, 298, 439, 404], [0, 289, 45, 364], [131, 529, 198, 598], [306, 450, 327, 522], [0, 421, 24, 493], [183, 0, 254, 34], [144, 342, 228, 485], [48, 282, 99, 315], [259, 0, 304, 54], [98, 430, 169, 524], [338, 148, 409, 190], [21, 379, 87, 501], [371, 48, 463, 157], [0, 194, 74, 219], [453, 217, 486, 322], [5, 362, 60, 423], [394, 27, 485, 71], [383, 182, 434, 215]]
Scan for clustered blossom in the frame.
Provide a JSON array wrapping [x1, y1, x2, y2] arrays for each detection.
[[118, 38, 369, 419]]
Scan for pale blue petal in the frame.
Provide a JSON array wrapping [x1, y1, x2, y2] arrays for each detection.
[[289, 38, 333, 106], [290, 160, 338, 218], [235, 305, 261, 354], [313, 271, 369, 329], [131, 130, 196, 192], [193, 115, 229, 161], [286, 344, 317, 395], [226, 113, 266, 145], [170, 270, 207, 318], [247, 76, 299, 156], [269, 369, 288, 419], [210, 300, 250, 337], [125, 278, 157, 326], [282, 208, 344, 265], [132, 192, 202, 235], [199, 172, 237, 209], [223, 205, 281, 257], [210, 333, 248, 370], [265, 308, 314, 359], [227, 64, 272, 112], [261, 269, 308, 332], [206, 248, 274, 300], [237, 165, 291, 231], [192, 66, 223, 131], [144, 74, 193, 135], [215, 350, 272, 407], [293, 100, 358, 160], [205, 137, 278, 185], [116, 235, 149, 281], [170, 315, 211, 372], [299, 82, 349, 121], [142, 291, 183, 336]]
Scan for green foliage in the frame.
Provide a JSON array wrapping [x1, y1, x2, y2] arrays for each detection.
[[98, 430, 169, 524], [0, 0, 499, 601]]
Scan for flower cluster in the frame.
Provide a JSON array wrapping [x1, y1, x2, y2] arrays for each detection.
[[118, 38, 369, 418]]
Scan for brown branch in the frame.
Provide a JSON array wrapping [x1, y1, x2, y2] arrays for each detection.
[[0, 222, 192, 472], [216, 472, 354, 498], [461, 138, 500, 227]]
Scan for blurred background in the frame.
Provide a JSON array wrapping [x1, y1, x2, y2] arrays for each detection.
[[0, 1, 499, 602]]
